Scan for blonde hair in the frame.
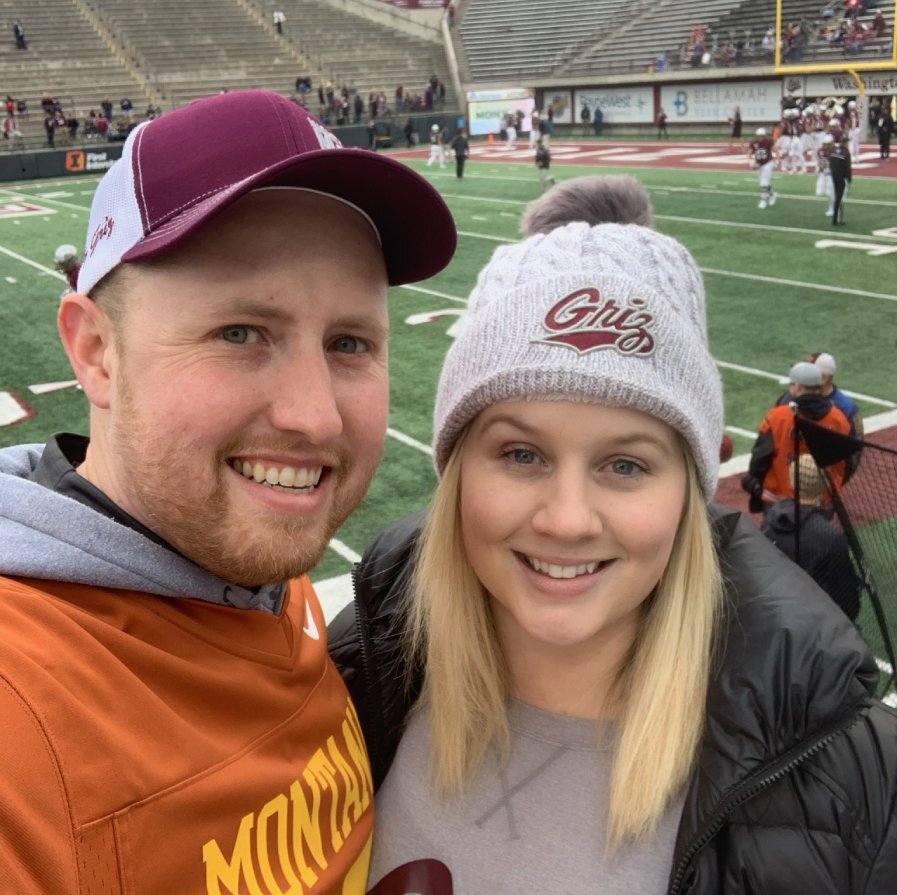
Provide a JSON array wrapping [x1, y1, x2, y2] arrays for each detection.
[[406, 432, 723, 851]]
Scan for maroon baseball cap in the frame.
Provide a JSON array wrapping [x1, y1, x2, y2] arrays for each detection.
[[78, 90, 456, 292]]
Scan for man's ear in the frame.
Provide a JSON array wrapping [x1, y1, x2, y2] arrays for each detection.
[[57, 294, 117, 410]]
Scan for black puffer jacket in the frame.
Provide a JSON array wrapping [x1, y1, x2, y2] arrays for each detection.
[[329, 505, 897, 894]]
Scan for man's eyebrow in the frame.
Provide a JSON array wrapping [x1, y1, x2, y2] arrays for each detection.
[[203, 299, 294, 322]]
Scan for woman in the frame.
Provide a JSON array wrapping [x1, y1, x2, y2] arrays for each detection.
[[330, 182, 897, 894]]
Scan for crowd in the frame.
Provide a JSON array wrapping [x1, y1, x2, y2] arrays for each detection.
[[292, 74, 447, 127], [2, 92, 162, 149], [782, 1, 891, 62]]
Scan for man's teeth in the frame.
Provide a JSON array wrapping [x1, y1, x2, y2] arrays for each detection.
[[231, 459, 323, 490], [526, 557, 601, 579]]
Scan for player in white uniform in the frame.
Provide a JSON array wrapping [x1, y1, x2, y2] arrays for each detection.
[[749, 127, 778, 209], [777, 108, 801, 173], [816, 133, 836, 216], [797, 108, 816, 173], [427, 123, 446, 168]]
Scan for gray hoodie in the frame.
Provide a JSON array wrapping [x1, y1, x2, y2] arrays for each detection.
[[0, 443, 285, 613]]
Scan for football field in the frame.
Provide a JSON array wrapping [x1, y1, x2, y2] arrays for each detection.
[[1, 142, 896, 612]]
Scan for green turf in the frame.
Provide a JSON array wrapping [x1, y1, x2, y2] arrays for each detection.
[[1, 161, 895, 592]]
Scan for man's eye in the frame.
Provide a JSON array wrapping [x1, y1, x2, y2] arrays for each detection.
[[220, 326, 257, 345], [331, 336, 368, 354]]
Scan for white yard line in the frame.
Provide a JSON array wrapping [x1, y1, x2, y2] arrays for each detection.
[[0, 244, 66, 280], [387, 426, 433, 455], [456, 228, 897, 305]]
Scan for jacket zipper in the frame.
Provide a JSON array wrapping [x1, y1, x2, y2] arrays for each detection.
[[351, 564, 387, 786], [667, 708, 865, 894]]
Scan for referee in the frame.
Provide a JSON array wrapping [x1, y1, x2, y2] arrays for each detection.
[[829, 136, 852, 226]]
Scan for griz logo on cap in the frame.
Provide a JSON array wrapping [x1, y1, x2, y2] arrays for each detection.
[[533, 287, 656, 356]]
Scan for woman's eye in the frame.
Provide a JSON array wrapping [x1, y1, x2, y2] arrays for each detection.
[[220, 326, 257, 345], [609, 458, 643, 477], [509, 448, 539, 466], [331, 336, 368, 354]]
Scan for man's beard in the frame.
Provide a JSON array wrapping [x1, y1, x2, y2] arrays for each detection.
[[109, 375, 380, 587]]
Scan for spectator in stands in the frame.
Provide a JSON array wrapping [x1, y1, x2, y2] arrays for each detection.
[[353, 93, 364, 124], [44, 111, 57, 148], [4, 95, 13, 116], [657, 107, 669, 139], [66, 115, 79, 141], [395, 86, 404, 114], [870, 9, 886, 37], [15, 97, 27, 117], [272, 9, 285, 35], [762, 28, 776, 56], [13, 21, 26, 50], [404, 116, 415, 148], [41, 94, 56, 114], [438, 81, 446, 109], [120, 98, 134, 121], [100, 97, 113, 121], [592, 104, 603, 137], [742, 361, 850, 518], [2, 111, 23, 148], [763, 454, 861, 622]]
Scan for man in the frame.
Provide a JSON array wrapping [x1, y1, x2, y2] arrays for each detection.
[[450, 127, 469, 179], [829, 135, 852, 225], [747, 126, 778, 209], [657, 107, 669, 139], [0, 90, 455, 892], [763, 454, 861, 621], [876, 104, 892, 159], [742, 361, 850, 519]]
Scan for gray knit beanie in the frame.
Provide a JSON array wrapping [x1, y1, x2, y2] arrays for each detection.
[[433, 221, 724, 498]]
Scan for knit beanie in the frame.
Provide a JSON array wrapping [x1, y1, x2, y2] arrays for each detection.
[[433, 221, 724, 498]]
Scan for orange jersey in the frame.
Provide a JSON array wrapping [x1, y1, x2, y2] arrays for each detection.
[[0, 576, 373, 894], [758, 403, 850, 502]]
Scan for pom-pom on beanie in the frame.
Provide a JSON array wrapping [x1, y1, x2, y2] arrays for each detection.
[[432, 221, 724, 499]]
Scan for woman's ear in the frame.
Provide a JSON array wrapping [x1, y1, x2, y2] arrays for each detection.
[[57, 294, 117, 410]]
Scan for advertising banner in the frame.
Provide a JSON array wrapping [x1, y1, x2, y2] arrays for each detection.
[[574, 87, 654, 124], [467, 90, 535, 136], [542, 89, 574, 124], [660, 80, 781, 123], [786, 71, 897, 96]]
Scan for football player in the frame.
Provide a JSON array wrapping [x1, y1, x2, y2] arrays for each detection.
[[816, 133, 836, 216], [748, 127, 778, 209], [53, 244, 81, 292], [426, 123, 446, 169]]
